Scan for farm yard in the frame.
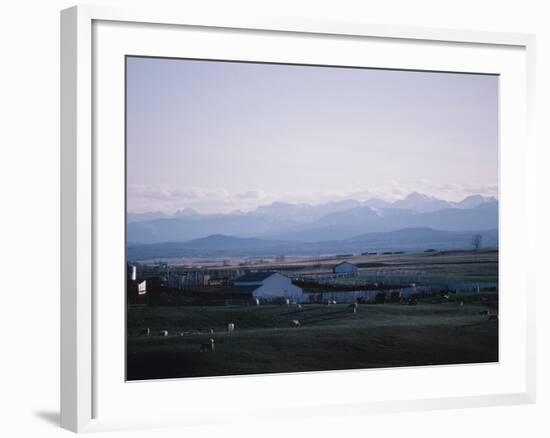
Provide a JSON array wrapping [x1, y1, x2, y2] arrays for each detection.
[[126, 300, 498, 380], [126, 249, 498, 380]]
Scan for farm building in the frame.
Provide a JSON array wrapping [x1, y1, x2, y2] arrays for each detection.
[[127, 279, 147, 305], [333, 261, 358, 275], [232, 271, 303, 302], [127, 264, 137, 281]]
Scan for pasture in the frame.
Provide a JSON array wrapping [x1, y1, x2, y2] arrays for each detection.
[[127, 302, 498, 380], [290, 249, 499, 285]]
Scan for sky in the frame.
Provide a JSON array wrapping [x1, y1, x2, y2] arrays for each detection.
[[126, 56, 498, 214]]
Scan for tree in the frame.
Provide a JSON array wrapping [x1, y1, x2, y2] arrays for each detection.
[[472, 234, 483, 251]]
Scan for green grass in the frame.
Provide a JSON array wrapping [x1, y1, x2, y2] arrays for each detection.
[[127, 303, 498, 380]]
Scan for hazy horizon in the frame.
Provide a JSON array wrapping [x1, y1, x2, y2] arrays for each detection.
[[127, 57, 498, 215]]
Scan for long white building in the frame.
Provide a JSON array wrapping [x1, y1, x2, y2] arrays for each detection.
[[233, 272, 303, 302]]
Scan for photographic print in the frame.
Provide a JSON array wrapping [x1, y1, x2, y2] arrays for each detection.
[[125, 56, 498, 381]]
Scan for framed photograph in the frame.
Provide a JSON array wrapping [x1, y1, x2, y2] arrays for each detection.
[[61, 5, 536, 433]]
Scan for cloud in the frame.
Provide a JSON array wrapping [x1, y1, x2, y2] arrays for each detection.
[[235, 190, 264, 200], [127, 182, 498, 214], [128, 185, 278, 214]]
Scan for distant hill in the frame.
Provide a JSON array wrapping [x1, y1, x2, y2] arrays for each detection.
[[126, 212, 296, 244], [264, 202, 498, 242], [169, 234, 287, 250], [126, 234, 291, 260], [303, 228, 498, 255], [127, 228, 498, 261], [339, 227, 498, 251]]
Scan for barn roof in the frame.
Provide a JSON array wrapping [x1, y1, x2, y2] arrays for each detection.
[[334, 261, 357, 267], [234, 271, 278, 282]]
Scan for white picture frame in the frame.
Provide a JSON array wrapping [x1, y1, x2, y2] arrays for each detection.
[[60, 4, 536, 433]]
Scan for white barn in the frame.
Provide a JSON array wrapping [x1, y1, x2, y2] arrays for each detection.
[[233, 272, 303, 302], [333, 261, 358, 275]]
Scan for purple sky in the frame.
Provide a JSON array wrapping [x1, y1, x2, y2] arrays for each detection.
[[126, 57, 498, 214]]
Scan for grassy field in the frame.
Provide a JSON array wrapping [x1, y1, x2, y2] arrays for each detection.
[[127, 302, 498, 380]]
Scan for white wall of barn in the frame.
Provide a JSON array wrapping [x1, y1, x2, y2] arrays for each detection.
[[251, 273, 304, 301]]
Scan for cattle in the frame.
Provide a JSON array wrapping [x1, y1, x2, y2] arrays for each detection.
[[200, 338, 215, 352], [158, 330, 168, 337], [348, 303, 358, 314], [290, 319, 301, 328], [140, 328, 150, 336], [227, 323, 235, 334]]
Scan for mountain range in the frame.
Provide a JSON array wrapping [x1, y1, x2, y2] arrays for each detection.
[[127, 193, 498, 244]]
